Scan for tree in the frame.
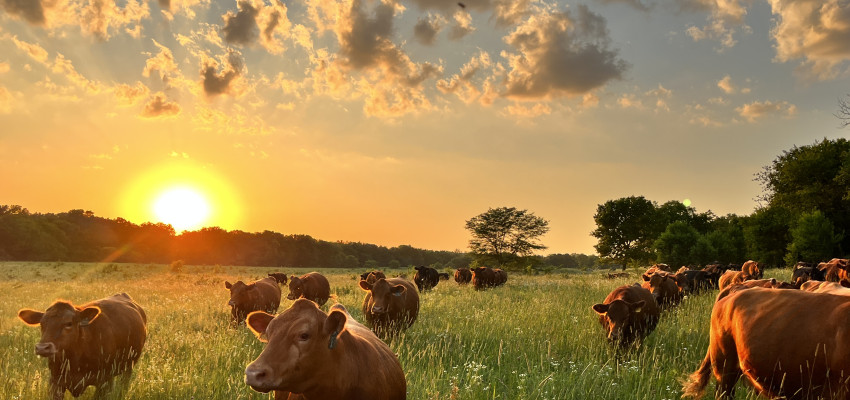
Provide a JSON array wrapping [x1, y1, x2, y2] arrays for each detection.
[[785, 210, 843, 265], [742, 206, 793, 267], [465, 207, 549, 266], [592, 196, 657, 270], [653, 221, 700, 267], [838, 94, 850, 128]]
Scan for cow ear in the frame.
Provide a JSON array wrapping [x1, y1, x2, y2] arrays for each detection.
[[79, 307, 101, 325], [18, 309, 44, 326], [358, 280, 373, 291], [324, 310, 347, 350], [629, 300, 645, 313], [225, 281, 232, 289], [591, 304, 609, 315], [246, 312, 275, 343], [391, 284, 406, 297]]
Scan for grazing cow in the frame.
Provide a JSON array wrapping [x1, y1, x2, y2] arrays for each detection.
[[454, 268, 472, 284], [413, 266, 440, 292], [360, 271, 387, 285], [287, 272, 331, 306], [268, 272, 289, 285], [471, 267, 498, 290], [18, 293, 147, 400], [493, 269, 508, 286], [677, 269, 713, 294], [359, 277, 419, 337], [740, 260, 763, 279], [682, 287, 850, 399], [701, 264, 730, 289], [244, 299, 407, 400], [438, 272, 450, 281], [592, 284, 660, 348], [641, 272, 681, 308], [790, 262, 823, 286], [715, 278, 796, 302], [642, 263, 670, 278], [226, 277, 281, 323]]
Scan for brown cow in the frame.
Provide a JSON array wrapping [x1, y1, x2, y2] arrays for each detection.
[[359, 277, 419, 337], [717, 270, 757, 291], [740, 260, 763, 279], [226, 277, 281, 323], [592, 284, 660, 348], [715, 278, 796, 302], [287, 272, 331, 306], [18, 293, 147, 400], [800, 280, 850, 295], [413, 266, 440, 292], [682, 287, 850, 399], [641, 272, 681, 308], [268, 272, 289, 285], [454, 268, 472, 284], [493, 269, 508, 286], [471, 267, 497, 290], [818, 258, 850, 282], [360, 270, 387, 285], [244, 299, 407, 400]]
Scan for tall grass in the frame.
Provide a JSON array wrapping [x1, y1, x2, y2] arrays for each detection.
[[0, 262, 786, 399]]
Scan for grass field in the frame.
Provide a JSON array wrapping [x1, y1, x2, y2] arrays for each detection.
[[0, 262, 789, 399]]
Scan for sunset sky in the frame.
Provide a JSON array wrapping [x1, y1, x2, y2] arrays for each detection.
[[1, 0, 849, 255]]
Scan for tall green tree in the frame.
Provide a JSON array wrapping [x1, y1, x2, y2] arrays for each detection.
[[742, 206, 793, 267], [785, 210, 844, 265], [592, 196, 657, 270], [465, 207, 549, 266], [653, 221, 700, 267]]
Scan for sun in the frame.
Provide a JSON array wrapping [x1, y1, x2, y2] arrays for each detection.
[[153, 187, 211, 232]]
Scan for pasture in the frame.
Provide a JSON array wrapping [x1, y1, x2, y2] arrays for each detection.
[[0, 262, 784, 399]]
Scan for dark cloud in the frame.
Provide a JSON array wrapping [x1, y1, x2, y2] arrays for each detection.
[[222, 0, 260, 46], [141, 92, 180, 118], [340, 0, 396, 69], [157, 0, 171, 11], [413, 16, 441, 46], [1, 0, 46, 25], [201, 51, 244, 96]]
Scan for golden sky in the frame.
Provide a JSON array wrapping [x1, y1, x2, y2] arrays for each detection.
[[1, 0, 849, 254]]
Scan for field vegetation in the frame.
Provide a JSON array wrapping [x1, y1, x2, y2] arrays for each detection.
[[0, 262, 787, 399]]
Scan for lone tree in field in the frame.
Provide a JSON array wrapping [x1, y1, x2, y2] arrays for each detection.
[[592, 196, 657, 270], [465, 207, 549, 266]]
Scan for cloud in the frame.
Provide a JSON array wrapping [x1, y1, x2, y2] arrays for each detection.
[[1, 0, 46, 25], [222, 0, 259, 46], [683, 0, 750, 51], [140, 92, 181, 118], [735, 100, 796, 122], [200, 50, 245, 97], [448, 10, 474, 40], [11, 36, 50, 65], [437, 50, 493, 104], [597, 0, 651, 12], [504, 102, 552, 117], [501, 5, 628, 99], [717, 75, 735, 94], [0, 86, 13, 113], [769, 0, 850, 80], [413, 14, 443, 46], [258, 0, 296, 54], [113, 81, 150, 106], [4, 0, 150, 40], [80, 0, 150, 40], [0, 62, 9, 73], [220, 0, 298, 54]]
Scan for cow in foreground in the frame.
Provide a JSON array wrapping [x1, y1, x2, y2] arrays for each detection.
[[454, 268, 472, 284], [592, 284, 660, 348], [226, 277, 281, 323], [18, 293, 147, 400], [359, 277, 419, 337], [682, 287, 850, 399], [287, 272, 331, 306], [413, 266, 439, 292], [245, 299, 407, 400]]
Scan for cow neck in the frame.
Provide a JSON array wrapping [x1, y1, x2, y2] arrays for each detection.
[[300, 330, 357, 400]]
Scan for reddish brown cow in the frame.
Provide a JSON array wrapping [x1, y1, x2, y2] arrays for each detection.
[[359, 271, 386, 285], [592, 284, 660, 348], [287, 272, 331, 306], [454, 268, 472, 284], [359, 277, 419, 337], [818, 258, 850, 282], [226, 277, 281, 323], [493, 269, 508, 286], [717, 270, 758, 291], [471, 267, 497, 290], [18, 293, 147, 400], [683, 288, 850, 399], [641, 272, 681, 308], [715, 278, 796, 302], [268, 272, 289, 285], [800, 280, 850, 295], [244, 300, 407, 400], [740, 260, 763, 279]]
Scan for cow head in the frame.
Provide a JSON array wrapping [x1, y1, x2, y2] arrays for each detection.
[[287, 276, 303, 300], [18, 301, 101, 358], [642, 273, 670, 301], [244, 299, 347, 394], [592, 299, 645, 344], [359, 278, 406, 314]]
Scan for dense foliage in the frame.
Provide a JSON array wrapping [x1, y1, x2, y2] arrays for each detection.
[[465, 207, 549, 267]]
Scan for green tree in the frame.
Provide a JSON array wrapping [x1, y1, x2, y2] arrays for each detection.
[[654, 221, 700, 267], [785, 210, 844, 265], [592, 196, 657, 270], [743, 206, 792, 267], [465, 207, 549, 267], [544, 253, 578, 269]]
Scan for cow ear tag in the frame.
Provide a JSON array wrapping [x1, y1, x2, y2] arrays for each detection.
[[328, 330, 339, 349], [79, 319, 91, 327]]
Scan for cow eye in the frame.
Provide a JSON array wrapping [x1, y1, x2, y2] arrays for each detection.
[[64, 322, 73, 329], [299, 333, 310, 341]]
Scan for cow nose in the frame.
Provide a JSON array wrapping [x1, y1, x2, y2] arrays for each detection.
[[371, 305, 385, 314], [245, 364, 271, 390], [35, 342, 57, 357], [228, 300, 235, 306]]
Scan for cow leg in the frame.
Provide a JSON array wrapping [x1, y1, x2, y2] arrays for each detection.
[[713, 356, 741, 400]]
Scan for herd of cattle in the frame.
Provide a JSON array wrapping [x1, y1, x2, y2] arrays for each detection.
[[14, 265, 507, 400], [593, 258, 850, 399]]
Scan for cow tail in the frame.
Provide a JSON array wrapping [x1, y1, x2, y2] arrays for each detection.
[[681, 350, 711, 399]]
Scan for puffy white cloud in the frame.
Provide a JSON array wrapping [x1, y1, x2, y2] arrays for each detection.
[[682, 0, 751, 51], [735, 100, 796, 122], [768, 0, 850, 80], [113, 81, 150, 106], [717, 75, 735, 94]]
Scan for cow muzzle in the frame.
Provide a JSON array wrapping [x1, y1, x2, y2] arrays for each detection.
[[228, 300, 235, 307], [35, 342, 57, 357], [371, 305, 386, 314], [245, 363, 274, 393]]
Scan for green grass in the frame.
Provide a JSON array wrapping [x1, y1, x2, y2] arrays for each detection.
[[0, 262, 790, 399]]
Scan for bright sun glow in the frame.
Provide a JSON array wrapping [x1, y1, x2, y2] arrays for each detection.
[[153, 187, 211, 231]]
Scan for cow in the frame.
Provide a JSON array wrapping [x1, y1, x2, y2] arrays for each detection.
[[717, 269, 759, 291], [454, 268, 472, 284], [676, 269, 713, 294], [591, 284, 660, 348], [642, 263, 670, 277], [740, 260, 763, 279], [790, 262, 823, 286], [682, 287, 850, 399], [641, 272, 681, 308], [17, 293, 147, 400], [471, 267, 498, 290], [268, 272, 289, 285], [715, 278, 796, 302], [800, 280, 850, 295], [287, 272, 331, 306], [701, 264, 730, 289], [244, 299, 407, 400], [413, 266, 439, 292], [359, 271, 387, 285], [437, 272, 450, 281], [226, 277, 281, 323], [359, 277, 419, 337], [818, 258, 850, 282], [493, 269, 508, 286]]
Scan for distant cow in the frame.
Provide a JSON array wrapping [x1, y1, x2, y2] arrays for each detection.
[[592, 284, 660, 348], [226, 277, 281, 323], [790, 262, 823, 286], [642, 263, 670, 277], [493, 269, 508, 286], [641, 272, 681, 308], [471, 267, 498, 290], [267, 272, 288, 285], [244, 299, 407, 400], [438, 272, 450, 280], [454, 268, 472, 284], [18, 293, 147, 399], [717, 270, 759, 291], [740, 260, 763, 279], [413, 266, 440, 292], [359, 277, 419, 337], [287, 272, 331, 306], [360, 270, 387, 285], [818, 258, 850, 282], [682, 288, 850, 399], [677, 269, 713, 294]]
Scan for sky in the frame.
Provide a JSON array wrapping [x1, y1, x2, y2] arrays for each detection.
[[1, 0, 849, 255]]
